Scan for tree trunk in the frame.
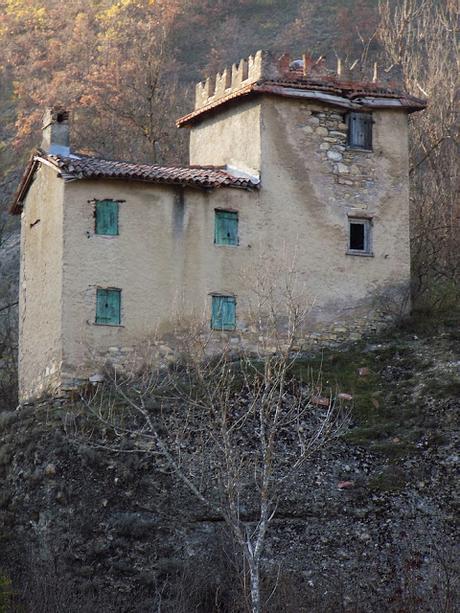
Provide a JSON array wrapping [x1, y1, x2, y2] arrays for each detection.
[[248, 560, 261, 613]]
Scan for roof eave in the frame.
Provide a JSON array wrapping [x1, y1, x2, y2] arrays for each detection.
[[10, 156, 39, 215], [254, 84, 360, 110], [63, 173, 259, 191], [10, 155, 259, 215], [177, 83, 427, 127], [9, 151, 63, 215]]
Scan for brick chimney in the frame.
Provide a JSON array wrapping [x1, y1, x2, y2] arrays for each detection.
[[41, 107, 70, 156]]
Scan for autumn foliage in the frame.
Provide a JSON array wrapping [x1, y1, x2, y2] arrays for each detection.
[[0, 0, 188, 163], [0, 0, 381, 164], [0, 0, 458, 306]]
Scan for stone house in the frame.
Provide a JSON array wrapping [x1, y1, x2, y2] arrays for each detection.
[[11, 51, 426, 401]]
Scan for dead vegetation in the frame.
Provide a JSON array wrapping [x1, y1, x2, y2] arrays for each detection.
[[78, 278, 348, 613], [0, 312, 458, 612], [379, 0, 460, 311]]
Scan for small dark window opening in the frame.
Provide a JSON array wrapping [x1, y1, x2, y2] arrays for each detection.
[[347, 112, 373, 150], [350, 222, 365, 250], [348, 219, 372, 254]]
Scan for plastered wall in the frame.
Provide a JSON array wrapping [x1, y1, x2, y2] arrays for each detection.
[[189, 99, 262, 176], [18, 164, 64, 401], [60, 179, 264, 386], [20, 94, 411, 398], [187, 95, 410, 326], [256, 96, 411, 326]]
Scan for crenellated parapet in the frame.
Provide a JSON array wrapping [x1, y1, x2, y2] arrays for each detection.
[[194, 50, 405, 112], [195, 50, 277, 110]]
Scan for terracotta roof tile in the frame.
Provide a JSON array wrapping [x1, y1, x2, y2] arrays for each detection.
[[47, 153, 259, 189], [10, 152, 259, 214]]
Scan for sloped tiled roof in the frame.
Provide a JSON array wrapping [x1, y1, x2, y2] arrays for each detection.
[[48, 153, 259, 188], [10, 151, 259, 214]]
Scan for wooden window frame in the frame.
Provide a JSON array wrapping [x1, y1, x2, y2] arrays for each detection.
[[347, 218, 373, 256]]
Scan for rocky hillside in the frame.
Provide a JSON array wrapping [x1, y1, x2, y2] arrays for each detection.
[[0, 317, 458, 612]]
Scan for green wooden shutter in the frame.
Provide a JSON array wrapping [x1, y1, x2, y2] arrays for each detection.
[[214, 210, 238, 245], [362, 114, 373, 149], [211, 295, 236, 330], [96, 200, 119, 235], [96, 288, 121, 325], [222, 296, 236, 329], [211, 295, 223, 329]]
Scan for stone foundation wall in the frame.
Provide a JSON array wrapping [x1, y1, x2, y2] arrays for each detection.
[[55, 308, 393, 393]]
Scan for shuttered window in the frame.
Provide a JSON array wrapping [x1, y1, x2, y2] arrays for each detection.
[[96, 288, 121, 325], [95, 200, 119, 235], [347, 113, 373, 150], [211, 295, 236, 330], [214, 210, 238, 246]]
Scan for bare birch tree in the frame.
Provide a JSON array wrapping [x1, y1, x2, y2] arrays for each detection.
[[79, 270, 347, 613]]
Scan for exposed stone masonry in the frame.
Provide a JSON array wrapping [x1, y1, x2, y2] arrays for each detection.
[[302, 108, 376, 208]]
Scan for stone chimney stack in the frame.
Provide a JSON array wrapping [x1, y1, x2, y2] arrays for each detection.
[[41, 107, 70, 155]]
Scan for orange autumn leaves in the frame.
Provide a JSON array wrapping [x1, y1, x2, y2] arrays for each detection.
[[0, 0, 186, 162]]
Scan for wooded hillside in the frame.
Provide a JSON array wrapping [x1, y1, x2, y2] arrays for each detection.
[[0, 0, 379, 203], [0, 0, 458, 343]]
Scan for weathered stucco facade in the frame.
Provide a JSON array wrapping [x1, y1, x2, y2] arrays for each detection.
[[17, 164, 65, 400], [12, 50, 426, 400]]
